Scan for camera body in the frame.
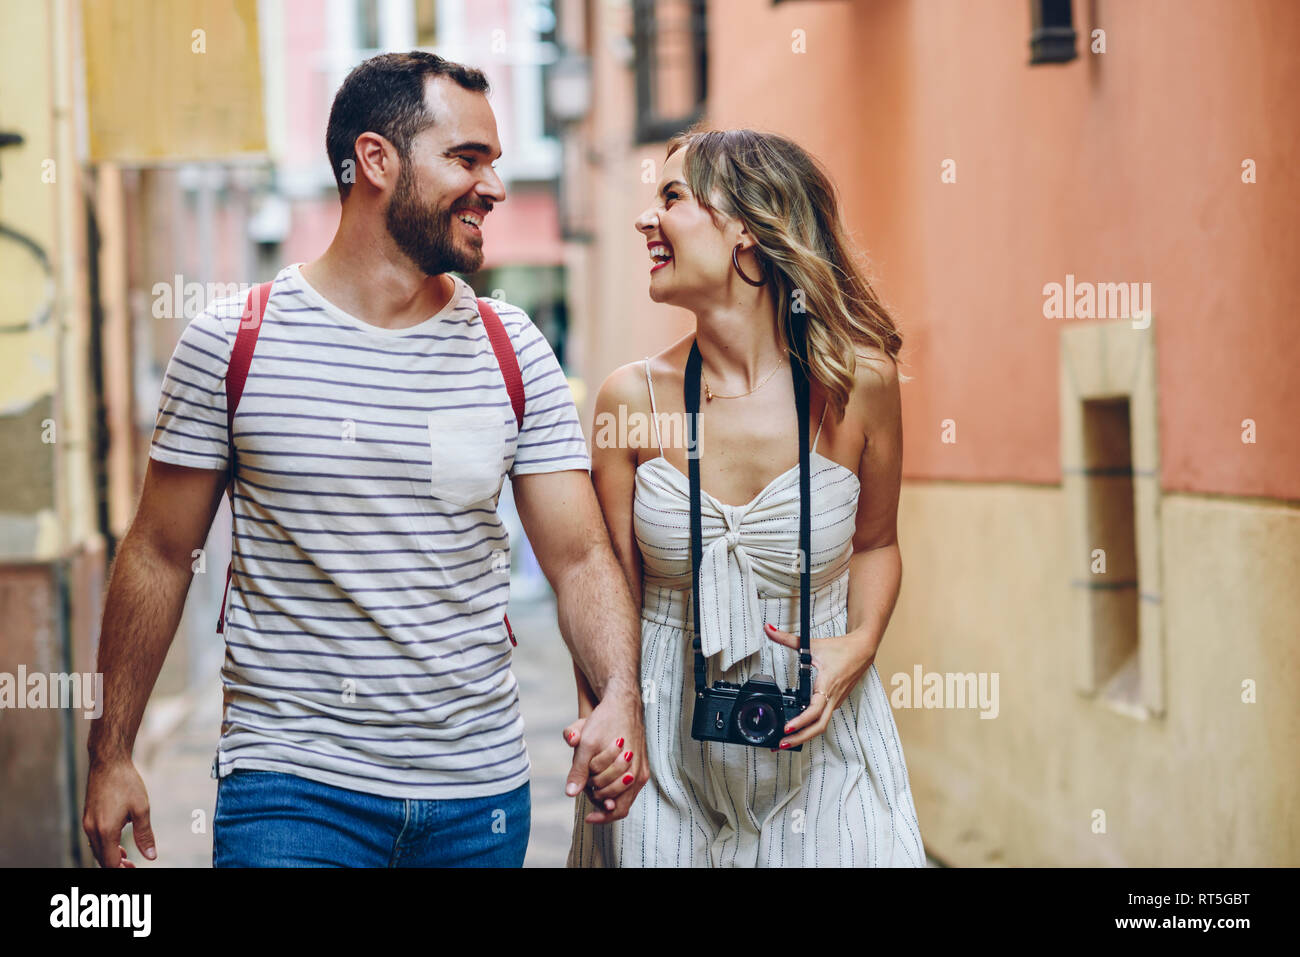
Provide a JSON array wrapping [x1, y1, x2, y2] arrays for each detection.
[[691, 674, 806, 751]]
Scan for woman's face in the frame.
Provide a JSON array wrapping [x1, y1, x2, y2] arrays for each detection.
[[636, 149, 744, 308]]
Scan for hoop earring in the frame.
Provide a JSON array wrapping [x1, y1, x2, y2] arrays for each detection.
[[732, 244, 766, 287]]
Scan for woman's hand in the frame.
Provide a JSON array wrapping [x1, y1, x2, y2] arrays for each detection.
[[563, 717, 639, 820], [763, 621, 879, 749], [561, 716, 587, 748]]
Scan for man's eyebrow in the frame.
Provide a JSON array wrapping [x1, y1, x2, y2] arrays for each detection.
[[444, 141, 502, 160]]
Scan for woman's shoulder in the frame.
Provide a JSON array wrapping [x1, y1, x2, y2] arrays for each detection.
[[595, 359, 651, 413], [599, 336, 691, 404], [852, 343, 898, 387], [845, 344, 901, 434]]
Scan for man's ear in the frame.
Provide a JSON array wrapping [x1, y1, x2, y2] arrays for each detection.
[[354, 131, 397, 193]]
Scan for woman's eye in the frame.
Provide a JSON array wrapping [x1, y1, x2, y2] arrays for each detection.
[[664, 191, 678, 206]]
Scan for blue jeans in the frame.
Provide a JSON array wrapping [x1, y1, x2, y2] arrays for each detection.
[[212, 769, 530, 867]]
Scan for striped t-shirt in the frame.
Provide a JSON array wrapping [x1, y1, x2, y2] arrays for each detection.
[[149, 262, 590, 799]]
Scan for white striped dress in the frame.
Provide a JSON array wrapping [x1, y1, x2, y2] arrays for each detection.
[[566, 359, 926, 867]]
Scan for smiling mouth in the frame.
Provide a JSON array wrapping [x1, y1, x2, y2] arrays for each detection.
[[453, 209, 485, 233], [649, 243, 673, 271]]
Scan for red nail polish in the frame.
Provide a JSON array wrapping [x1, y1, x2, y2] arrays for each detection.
[[779, 741, 791, 749], [616, 737, 624, 749], [623, 750, 633, 762], [622, 774, 634, 785]]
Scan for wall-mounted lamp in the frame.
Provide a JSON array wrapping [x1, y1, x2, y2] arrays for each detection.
[[1030, 0, 1078, 65], [546, 53, 592, 125]]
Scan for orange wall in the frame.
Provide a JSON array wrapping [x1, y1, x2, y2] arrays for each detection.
[[707, 0, 1299, 500]]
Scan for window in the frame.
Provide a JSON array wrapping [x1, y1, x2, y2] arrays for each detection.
[[632, 0, 707, 143], [1029, 0, 1078, 65]]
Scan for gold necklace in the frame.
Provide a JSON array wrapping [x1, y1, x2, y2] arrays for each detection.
[[702, 352, 787, 401]]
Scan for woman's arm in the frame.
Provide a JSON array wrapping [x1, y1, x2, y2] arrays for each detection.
[[572, 362, 648, 718], [844, 350, 905, 649], [766, 348, 904, 749]]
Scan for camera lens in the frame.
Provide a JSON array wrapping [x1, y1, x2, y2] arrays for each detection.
[[734, 698, 779, 745]]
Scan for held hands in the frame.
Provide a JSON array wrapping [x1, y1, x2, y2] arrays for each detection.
[[764, 622, 879, 750], [561, 686, 648, 825]]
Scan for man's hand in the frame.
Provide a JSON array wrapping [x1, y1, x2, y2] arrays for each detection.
[[83, 758, 157, 868], [563, 683, 648, 825]]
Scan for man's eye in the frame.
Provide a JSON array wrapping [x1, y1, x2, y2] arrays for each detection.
[[457, 155, 474, 167]]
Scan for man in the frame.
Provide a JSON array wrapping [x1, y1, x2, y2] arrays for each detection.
[[82, 52, 647, 867]]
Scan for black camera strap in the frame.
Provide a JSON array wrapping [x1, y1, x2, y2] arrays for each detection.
[[685, 337, 813, 709]]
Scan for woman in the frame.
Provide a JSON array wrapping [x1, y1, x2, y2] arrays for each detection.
[[563, 128, 925, 867]]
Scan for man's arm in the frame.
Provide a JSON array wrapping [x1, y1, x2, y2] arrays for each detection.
[[564, 362, 645, 728], [82, 459, 228, 867], [511, 468, 649, 824]]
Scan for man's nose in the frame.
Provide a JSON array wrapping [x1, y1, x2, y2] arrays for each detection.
[[478, 166, 507, 204]]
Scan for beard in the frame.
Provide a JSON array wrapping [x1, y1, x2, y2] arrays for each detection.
[[385, 163, 485, 277]]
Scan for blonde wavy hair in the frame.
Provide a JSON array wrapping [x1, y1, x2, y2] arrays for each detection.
[[665, 128, 908, 420]]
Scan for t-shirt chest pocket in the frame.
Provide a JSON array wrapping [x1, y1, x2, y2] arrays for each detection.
[[424, 409, 507, 507]]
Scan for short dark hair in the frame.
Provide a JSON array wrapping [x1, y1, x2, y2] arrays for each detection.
[[325, 51, 490, 200]]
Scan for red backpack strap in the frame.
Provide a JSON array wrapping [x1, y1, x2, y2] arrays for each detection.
[[476, 298, 525, 430], [217, 280, 274, 634], [476, 297, 526, 646], [227, 281, 274, 433]]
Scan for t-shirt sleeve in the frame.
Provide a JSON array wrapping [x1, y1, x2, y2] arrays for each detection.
[[494, 303, 591, 477], [148, 301, 236, 471]]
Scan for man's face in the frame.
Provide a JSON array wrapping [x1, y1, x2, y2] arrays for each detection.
[[385, 75, 506, 277]]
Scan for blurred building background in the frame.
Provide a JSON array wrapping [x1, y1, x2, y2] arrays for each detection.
[[1, 0, 1296, 866]]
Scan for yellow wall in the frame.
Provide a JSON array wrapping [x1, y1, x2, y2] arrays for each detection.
[[0, 0, 61, 558], [884, 484, 1300, 865]]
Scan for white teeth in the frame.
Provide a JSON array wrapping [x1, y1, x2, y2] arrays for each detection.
[[649, 244, 672, 263], [458, 213, 482, 227]]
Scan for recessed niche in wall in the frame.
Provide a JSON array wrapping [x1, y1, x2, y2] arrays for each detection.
[[1061, 318, 1164, 719], [1080, 397, 1140, 709]]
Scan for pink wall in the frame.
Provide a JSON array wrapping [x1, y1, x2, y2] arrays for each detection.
[[708, 0, 1300, 500], [283, 0, 331, 174]]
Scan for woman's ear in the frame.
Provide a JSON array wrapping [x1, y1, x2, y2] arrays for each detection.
[[734, 220, 759, 253]]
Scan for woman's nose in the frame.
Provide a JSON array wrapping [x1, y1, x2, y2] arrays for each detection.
[[635, 208, 657, 233]]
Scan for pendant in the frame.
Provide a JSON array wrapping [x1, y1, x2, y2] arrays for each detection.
[[704, 382, 714, 401]]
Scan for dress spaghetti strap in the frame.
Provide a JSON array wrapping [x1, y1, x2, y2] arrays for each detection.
[[812, 401, 828, 454], [644, 358, 665, 456]]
